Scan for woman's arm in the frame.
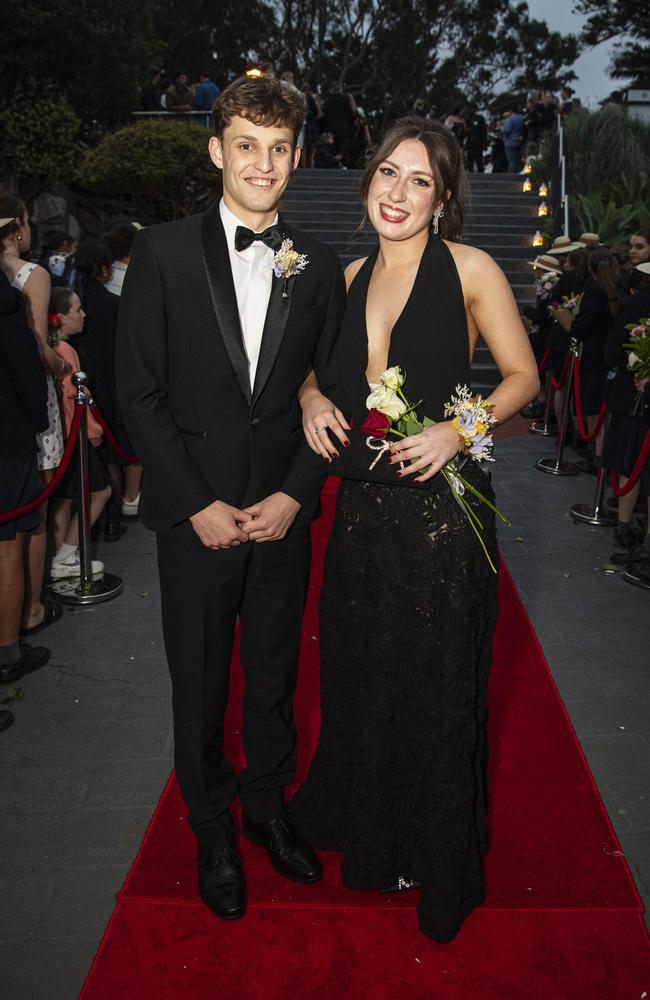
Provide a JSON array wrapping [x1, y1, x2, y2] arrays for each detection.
[[23, 266, 69, 378], [298, 258, 367, 459], [464, 248, 540, 423]]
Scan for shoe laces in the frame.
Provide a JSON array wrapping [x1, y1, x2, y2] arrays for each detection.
[[205, 844, 241, 868]]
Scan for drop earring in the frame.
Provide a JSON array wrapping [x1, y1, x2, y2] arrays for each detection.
[[432, 207, 444, 235]]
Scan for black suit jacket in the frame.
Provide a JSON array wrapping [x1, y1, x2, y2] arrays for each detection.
[[116, 202, 345, 534]]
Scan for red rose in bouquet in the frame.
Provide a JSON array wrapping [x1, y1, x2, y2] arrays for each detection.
[[361, 408, 391, 438]]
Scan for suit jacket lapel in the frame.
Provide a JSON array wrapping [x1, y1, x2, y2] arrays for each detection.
[[252, 215, 294, 404], [201, 203, 252, 405]]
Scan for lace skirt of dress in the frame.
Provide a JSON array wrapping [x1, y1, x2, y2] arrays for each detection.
[[290, 463, 500, 942]]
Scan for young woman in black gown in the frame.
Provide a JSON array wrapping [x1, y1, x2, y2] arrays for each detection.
[[290, 118, 539, 942]]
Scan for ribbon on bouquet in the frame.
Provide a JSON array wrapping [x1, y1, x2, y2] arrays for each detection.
[[366, 436, 405, 471]]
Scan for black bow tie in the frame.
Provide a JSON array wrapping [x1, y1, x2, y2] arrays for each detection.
[[234, 224, 284, 253]]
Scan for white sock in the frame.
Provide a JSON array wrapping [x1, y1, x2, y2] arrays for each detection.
[[55, 542, 77, 562]]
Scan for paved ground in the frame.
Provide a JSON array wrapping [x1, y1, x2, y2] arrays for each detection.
[[1, 432, 648, 999]]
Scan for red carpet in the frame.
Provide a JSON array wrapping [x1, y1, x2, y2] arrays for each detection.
[[80, 487, 649, 999]]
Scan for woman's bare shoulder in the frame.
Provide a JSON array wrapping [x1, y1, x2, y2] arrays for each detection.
[[344, 257, 367, 290], [22, 263, 51, 292], [443, 240, 501, 276]]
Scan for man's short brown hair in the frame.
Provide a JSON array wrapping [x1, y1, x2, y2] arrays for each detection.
[[213, 76, 305, 143]]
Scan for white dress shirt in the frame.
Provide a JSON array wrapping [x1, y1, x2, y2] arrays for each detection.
[[105, 260, 128, 297], [219, 199, 277, 389]]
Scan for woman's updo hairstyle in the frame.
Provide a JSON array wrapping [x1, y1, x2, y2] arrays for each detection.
[[359, 116, 468, 241], [0, 192, 27, 242]]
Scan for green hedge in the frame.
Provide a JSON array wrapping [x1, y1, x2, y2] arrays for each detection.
[[80, 119, 221, 220], [565, 108, 650, 242]]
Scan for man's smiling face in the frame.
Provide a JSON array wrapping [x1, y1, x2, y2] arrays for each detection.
[[209, 116, 300, 230]]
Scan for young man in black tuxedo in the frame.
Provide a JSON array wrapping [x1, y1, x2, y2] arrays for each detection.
[[116, 77, 345, 921]]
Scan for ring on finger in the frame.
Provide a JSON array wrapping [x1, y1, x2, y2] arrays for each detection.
[[314, 427, 324, 435]]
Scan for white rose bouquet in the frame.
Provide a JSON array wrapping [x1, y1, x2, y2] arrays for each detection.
[[362, 366, 508, 572]]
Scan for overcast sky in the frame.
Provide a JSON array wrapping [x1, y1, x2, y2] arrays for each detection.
[[526, 0, 629, 104]]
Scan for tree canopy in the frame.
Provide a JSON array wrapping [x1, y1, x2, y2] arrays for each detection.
[[1, 0, 579, 124], [574, 0, 650, 87]]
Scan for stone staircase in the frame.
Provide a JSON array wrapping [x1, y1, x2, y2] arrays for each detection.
[[281, 170, 538, 393]]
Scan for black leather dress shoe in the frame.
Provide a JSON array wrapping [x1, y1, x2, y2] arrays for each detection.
[[242, 811, 323, 883], [198, 841, 246, 920]]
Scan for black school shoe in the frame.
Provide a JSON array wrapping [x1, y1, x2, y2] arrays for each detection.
[[0, 644, 50, 685], [242, 811, 323, 883], [198, 839, 246, 920]]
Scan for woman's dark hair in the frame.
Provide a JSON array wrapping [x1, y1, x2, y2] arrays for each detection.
[[359, 116, 468, 242], [49, 286, 76, 314], [43, 230, 72, 253], [0, 192, 27, 242], [632, 229, 650, 247], [76, 239, 113, 280], [102, 223, 137, 261], [588, 248, 622, 316], [213, 75, 305, 143], [567, 247, 589, 282]]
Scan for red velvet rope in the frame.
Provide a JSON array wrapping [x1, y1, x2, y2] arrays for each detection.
[[538, 348, 550, 374], [609, 428, 650, 496], [551, 351, 570, 391], [0, 404, 83, 524], [572, 358, 607, 442], [89, 401, 139, 464]]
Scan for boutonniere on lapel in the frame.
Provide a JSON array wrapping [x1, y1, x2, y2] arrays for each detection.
[[272, 239, 309, 298]]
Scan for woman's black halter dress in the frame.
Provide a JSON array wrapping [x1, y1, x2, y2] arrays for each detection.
[[290, 232, 500, 942]]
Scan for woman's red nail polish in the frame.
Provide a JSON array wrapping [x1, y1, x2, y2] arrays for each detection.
[[395, 470, 403, 478], [333, 452, 339, 459], [326, 457, 332, 464], [344, 440, 350, 447]]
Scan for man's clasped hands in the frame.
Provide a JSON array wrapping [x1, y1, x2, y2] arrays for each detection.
[[190, 493, 301, 549]]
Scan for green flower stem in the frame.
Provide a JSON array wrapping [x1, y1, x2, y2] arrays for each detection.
[[441, 467, 498, 574], [448, 468, 511, 526]]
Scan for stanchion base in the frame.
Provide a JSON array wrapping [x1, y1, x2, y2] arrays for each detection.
[[570, 502, 616, 526], [528, 421, 557, 437], [621, 565, 650, 590], [536, 457, 580, 476], [50, 571, 124, 606]]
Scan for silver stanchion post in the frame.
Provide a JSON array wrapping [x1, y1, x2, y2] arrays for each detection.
[[50, 372, 124, 605], [528, 370, 557, 437], [570, 411, 616, 525], [536, 339, 580, 476]]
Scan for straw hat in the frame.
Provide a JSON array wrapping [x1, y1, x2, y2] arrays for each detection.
[[0, 217, 15, 227], [527, 254, 562, 272], [637, 262, 650, 275], [548, 235, 583, 254], [579, 232, 600, 246]]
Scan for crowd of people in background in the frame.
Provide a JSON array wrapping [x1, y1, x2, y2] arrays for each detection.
[[137, 63, 578, 177], [0, 194, 144, 732], [525, 228, 650, 582]]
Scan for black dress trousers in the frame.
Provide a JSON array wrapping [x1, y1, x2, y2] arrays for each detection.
[[157, 523, 312, 845]]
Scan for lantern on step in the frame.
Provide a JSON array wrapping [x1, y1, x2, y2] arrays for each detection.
[[523, 163, 532, 174], [538, 182, 548, 197], [245, 65, 263, 78], [532, 230, 544, 247], [538, 200, 548, 217], [522, 177, 532, 193]]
